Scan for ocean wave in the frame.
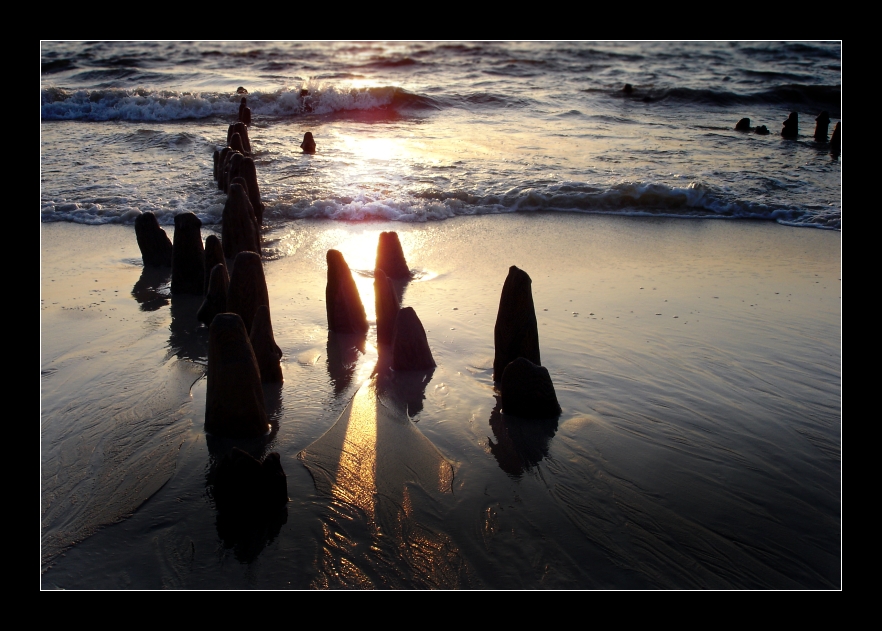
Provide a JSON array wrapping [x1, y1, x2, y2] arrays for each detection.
[[362, 56, 420, 68], [607, 84, 841, 112], [266, 85, 441, 116], [40, 78, 842, 123], [41, 199, 224, 227], [459, 92, 537, 108], [42, 58, 76, 74], [72, 68, 144, 83], [42, 181, 839, 230], [109, 129, 200, 150], [741, 69, 818, 82], [40, 84, 441, 121], [754, 84, 842, 109], [269, 184, 839, 229], [41, 87, 231, 121], [741, 42, 841, 63], [570, 47, 644, 62]]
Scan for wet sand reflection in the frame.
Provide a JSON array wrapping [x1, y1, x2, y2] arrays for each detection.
[[298, 375, 472, 588], [488, 397, 559, 477], [325, 331, 366, 396], [131, 266, 170, 312], [204, 434, 287, 564]]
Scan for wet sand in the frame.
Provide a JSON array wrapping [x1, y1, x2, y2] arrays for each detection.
[[40, 214, 841, 589]]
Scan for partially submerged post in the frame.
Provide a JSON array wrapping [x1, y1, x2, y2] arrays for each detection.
[[225, 153, 245, 194], [814, 111, 831, 141], [227, 251, 271, 334], [205, 313, 268, 438], [325, 249, 368, 334], [238, 98, 252, 127], [227, 122, 251, 154], [781, 112, 798, 138], [170, 212, 205, 295], [222, 183, 260, 260], [134, 211, 173, 267], [831, 122, 841, 157], [238, 158, 265, 225], [251, 304, 283, 383], [301, 132, 316, 153], [391, 307, 435, 371], [493, 266, 541, 381], [499, 357, 560, 419], [229, 132, 247, 157], [374, 268, 400, 347], [203, 234, 226, 295], [216, 147, 232, 190], [197, 264, 229, 326], [375, 231, 411, 279]]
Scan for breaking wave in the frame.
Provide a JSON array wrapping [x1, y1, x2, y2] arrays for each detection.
[[40, 84, 441, 121], [41, 180, 840, 230]]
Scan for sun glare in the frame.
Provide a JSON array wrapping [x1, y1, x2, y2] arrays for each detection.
[[342, 77, 384, 91], [340, 135, 403, 163], [334, 230, 382, 269]]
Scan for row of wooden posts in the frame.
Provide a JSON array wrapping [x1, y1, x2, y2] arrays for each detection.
[[735, 110, 841, 156], [129, 94, 566, 514], [133, 96, 562, 447]]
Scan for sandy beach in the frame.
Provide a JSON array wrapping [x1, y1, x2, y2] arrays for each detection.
[[40, 213, 840, 589]]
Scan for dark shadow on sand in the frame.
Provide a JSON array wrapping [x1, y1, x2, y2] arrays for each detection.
[[326, 330, 366, 396], [375, 348, 434, 418], [487, 397, 559, 477], [168, 294, 209, 363], [204, 430, 286, 564], [131, 266, 171, 312]]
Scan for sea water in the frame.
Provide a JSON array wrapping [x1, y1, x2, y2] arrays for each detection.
[[42, 41, 841, 230]]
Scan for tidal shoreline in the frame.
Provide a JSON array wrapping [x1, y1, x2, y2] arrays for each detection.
[[41, 213, 841, 589]]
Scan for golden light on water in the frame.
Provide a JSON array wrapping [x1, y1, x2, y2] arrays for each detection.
[[353, 346, 377, 383], [316, 227, 428, 268], [438, 459, 453, 494], [338, 77, 385, 91], [316, 230, 382, 322], [308, 227, 432, 323], [330, 380, 379, 523], [339, 136, 404, 163], [300, 376, 462, 587], [324, 229, 382, 271]]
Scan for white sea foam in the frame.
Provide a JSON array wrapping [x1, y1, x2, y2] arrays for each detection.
[[42, 179, 839, 229], [40, 83, 412, 121]]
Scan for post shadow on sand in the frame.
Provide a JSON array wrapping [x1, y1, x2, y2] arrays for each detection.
[[168, 294, 209, 362], [202, 308, 285, 564], [388, 275, 411, 305], [204, 435, 287, 564], [326, 330, 367, 396], [374, 268, 412, 346], [131, 266, 171, 312], [487, 396, 559, 477], [374, 348, 435, 418], [297, 375, 462, 587]]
